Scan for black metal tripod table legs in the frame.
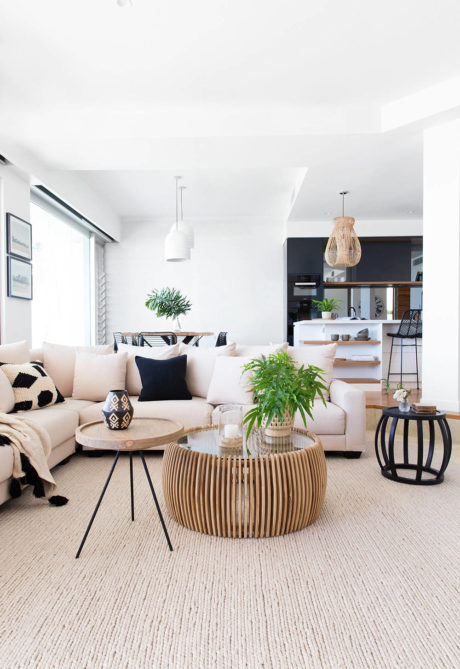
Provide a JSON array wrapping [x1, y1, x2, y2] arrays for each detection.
[[375, 407, 452, 486], [76, 450, 173, 558]]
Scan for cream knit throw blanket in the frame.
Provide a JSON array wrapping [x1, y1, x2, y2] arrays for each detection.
[[0, 412, 56, 496]]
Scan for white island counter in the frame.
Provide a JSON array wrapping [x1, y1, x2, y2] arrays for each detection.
[[293, 319, 421, 388]]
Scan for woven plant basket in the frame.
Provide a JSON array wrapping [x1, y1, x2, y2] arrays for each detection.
[[262, 408, 293, 438]]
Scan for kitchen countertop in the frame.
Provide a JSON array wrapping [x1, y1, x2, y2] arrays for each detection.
[[294, 319, 400, 325]]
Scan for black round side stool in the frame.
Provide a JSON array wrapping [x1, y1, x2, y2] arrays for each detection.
[[375, 407, 452, 485]]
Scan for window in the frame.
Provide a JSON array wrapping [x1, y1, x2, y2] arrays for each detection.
[[31, 198, 91, 347]]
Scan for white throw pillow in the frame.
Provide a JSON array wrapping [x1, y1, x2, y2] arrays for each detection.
[[0, 340, 30, 364], [287, 343, 337, 394], [117, 342, 181, 395], [234, 343, 288, 358], [0, 368, 15, 413], [179, 343, 237, 399], [43, 342, 113, 397], [207, 356, 254, 405], [72, 352, 128, 401]]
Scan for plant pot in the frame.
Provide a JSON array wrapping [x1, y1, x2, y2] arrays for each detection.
[[262, 408, 293, 438], [102, 390, 134, 430], [322, 312, 332, 319]]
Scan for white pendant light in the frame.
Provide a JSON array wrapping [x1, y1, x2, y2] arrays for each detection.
[[165, 176, 190, 262], [170, 185, 194, 249]]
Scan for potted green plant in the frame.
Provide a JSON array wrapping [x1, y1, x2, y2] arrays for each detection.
[[312, 297, 340, 320], [145, 287, 192, 330], [242, 351, 328, 438]]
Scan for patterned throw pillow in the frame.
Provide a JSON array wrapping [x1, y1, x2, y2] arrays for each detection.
[[0, 361, 64, 412]]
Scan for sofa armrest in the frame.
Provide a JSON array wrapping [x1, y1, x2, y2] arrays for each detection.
[[329, 380, 366, 452]]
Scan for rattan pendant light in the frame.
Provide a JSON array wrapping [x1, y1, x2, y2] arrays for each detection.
[[325, 191, 361, 268], [164, 176, 191, 262]]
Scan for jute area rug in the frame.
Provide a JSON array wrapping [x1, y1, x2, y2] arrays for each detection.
[[0, 438, 458, 669]]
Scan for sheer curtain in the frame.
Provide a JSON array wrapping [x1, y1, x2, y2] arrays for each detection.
[[31, 199, 91, 347]]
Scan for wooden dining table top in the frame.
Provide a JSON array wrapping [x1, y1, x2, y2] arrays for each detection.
[[172, 331, 214, 336]]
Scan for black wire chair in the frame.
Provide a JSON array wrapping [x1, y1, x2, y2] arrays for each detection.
[[386, 309, 422, 389], [138, 332, 178, 346], [113, 332, 141, 352], [215, 332, 228, 347]]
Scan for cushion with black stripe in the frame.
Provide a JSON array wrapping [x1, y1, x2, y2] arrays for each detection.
[[0, 361, 64, 412]]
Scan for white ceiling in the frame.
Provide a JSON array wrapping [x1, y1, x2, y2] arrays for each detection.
[[77, 168, 304, 219], [0, 0, 459, 221]]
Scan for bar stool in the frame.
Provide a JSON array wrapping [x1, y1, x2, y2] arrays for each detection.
[[386, 309, 422, 389]]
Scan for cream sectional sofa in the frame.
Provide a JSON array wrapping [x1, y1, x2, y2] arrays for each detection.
[[0, 341, 366, 506]]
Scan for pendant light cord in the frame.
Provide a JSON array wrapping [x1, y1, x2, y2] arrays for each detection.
[[339, 190, 348, 217], [175, 176, 182, 231], [180, 186, 186, 221]]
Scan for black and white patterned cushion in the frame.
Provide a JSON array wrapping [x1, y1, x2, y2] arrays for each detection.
[[0, 361, 64, 412]]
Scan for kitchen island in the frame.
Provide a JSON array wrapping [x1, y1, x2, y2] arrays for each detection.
[[293, 319, 421, 388]]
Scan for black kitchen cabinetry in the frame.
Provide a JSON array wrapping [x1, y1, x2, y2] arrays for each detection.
[[285, 236, 422, 343]]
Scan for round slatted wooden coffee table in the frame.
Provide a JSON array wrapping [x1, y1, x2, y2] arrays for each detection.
[[162, 426, 326, 538]]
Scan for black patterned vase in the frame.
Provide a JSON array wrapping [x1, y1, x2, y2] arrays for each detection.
[[102, 390, 134, 430]]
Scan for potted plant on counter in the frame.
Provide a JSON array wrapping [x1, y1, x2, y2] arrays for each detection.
[[145, 287, 192, 330], [312, 297, 340, 320], [242, 351, 328, 438]]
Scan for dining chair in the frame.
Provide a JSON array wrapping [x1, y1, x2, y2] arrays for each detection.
[[113, 332, 141, 352], [215, 332, 228, 347], [138, 332, 178, 346]]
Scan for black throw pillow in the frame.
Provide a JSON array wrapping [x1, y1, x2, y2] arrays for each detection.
[[136, 354, 192, 401]]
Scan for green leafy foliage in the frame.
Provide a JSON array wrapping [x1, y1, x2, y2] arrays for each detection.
[[145, 287, 192, 319], [241, 351, 328, 438], [312, 297, 340, 312]]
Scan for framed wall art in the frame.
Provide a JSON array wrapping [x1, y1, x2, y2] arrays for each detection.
[[7, 256, 33, 300], [6, 213, 32, 260]]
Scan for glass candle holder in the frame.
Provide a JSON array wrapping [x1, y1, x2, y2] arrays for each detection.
[[218, 404, 244, 446]]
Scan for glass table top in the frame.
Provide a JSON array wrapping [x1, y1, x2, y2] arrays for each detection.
[[177, 427, 315, 458]]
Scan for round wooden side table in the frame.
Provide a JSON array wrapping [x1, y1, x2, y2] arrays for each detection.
[[75, 417, 183, 557], [375, 407, 452, 485], [162, 426, 327, 538]]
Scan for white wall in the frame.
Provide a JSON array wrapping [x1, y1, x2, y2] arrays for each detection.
[[422, 119, 460, 411], [105, 217, 285, 346], [286, 218, 423, 238], [0, 165, 32, 344], [0, 150, 121, 345]]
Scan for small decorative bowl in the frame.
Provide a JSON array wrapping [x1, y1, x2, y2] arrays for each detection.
[[341, 334, 351, 341], [330, 334, 339, 341]]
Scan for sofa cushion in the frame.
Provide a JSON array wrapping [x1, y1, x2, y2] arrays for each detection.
[[48, 398, 96, 421], [287, 344, 337, 396], [207, 356, 254, 405], [0, 340, 30, 364], [78, 396, 214, 430], [293, 400, 345, 435], [43, 342, 113, 398], [136, 355, 192, 402], [211, 399, 345, 436], [234, 343, 288, 358], [0, 369, 15, 413], [15, 406, 79, 450], [0, 361, 64, 412], [117, 342, 180, 395], [179, 343, 236, 399], [72, 352, 128, 401]]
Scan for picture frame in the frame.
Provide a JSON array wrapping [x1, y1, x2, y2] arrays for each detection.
[[7, 256, 33, 300], [6, 213, 32, 260]]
